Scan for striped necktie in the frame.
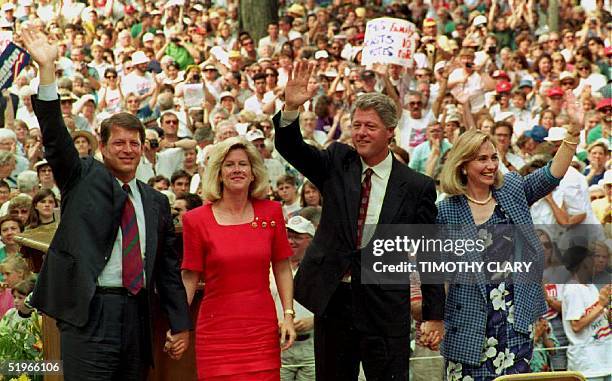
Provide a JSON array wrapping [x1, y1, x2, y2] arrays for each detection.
[[356, 168, 374, 248], [121, 184, 143, 294]]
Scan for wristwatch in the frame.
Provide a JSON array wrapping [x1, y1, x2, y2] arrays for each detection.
[[284, 309, 296, 317]]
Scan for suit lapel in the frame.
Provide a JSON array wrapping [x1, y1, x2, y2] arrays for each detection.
[[455, 196, 488, 301], [137, 182, 159, 285], [344, 155, 362, 247], [378, 158, 408, 224]]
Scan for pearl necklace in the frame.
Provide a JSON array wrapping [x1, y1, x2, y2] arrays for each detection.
[[465, 192, 493, 205]]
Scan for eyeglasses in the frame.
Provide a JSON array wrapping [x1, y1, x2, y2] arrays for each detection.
[[578, 66, 589, 71], [561, 81, 574, 86], [164, 119, 179, 124], [243, 41, 254, 46], [408, 101, 422, 106], [265, 73, 277, 77], [106, 75, 117, 79]]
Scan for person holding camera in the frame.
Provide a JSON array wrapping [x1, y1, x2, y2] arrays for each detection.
[[447, 48, 496, 114]]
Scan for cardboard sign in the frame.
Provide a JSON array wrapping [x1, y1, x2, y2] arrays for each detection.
[[361, 18, 418, 67], [0, 42, 31, 91]]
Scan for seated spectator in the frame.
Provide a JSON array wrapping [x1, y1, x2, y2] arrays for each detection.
[[0, 278, 42, 360], [25, 189, 58, 230]]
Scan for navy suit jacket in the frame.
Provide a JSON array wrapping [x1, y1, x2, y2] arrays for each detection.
[[274, 112, 444, 337], [436, 165, 561, 365], [30, 97, 192, 361]]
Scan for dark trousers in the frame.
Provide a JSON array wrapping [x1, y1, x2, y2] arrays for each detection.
[[314, 283, 410, 381], [58, 291, 150, 381]]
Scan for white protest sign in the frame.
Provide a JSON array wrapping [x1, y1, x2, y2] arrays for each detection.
[[361, 18, 418, 67], [183, 83, 204, 108]]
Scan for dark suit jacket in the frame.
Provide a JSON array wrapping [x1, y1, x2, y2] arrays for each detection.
[[273, 112, 444, 337], [30, 97, 192, 359]]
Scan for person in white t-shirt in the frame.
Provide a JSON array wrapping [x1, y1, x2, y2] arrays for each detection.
[[561, 245, 612, 380], [395, 91, 435, 153], [271, 215, 316, 381], [277, 175, 301, 219], [447, 47, 495, 114], [244, 72, 268, 115], [121, 51, 156, 111]]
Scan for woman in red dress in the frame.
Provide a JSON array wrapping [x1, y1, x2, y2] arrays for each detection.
[[181, 136, 296, 381]]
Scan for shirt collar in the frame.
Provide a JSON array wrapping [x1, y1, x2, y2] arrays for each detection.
[[360, 151, 392, 180], [116, 177, 139, 194]]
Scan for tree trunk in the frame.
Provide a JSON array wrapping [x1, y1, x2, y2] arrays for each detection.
[[548, 0, 559, 32], [240, 0, 278, 44]]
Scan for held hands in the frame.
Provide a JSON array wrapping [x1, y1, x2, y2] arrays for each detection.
[[164, 330, 190, 360], [420, 320, 444, 351], [284, 59, 317, 111], [279, 316, 296, 351]]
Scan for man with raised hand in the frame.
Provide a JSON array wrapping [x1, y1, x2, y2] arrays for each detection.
[[274, 60, 445, 381], [21, 26, 192, 381]]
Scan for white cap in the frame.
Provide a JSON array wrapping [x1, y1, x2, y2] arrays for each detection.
[[142, 33, 155, 43], [445, 112, 460, 123], [314, 50, 329, 60], [18, 85, 35, 98], [544, 127, 567, 141], [323, 69, 338, 77], [335, 83, 346, 92], [434, 60, 446, 72], [21, 0, 33, 6], [288, 30, 303, 41], [1, 3, 15, 12], [131, 51, 149, 65], [286, 216, 315, 236], [245, 129, 265, 142], [219, 91, 235, 100], [473, 15, 487, 27]]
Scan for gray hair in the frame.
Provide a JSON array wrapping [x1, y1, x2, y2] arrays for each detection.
[[402, 90, 422, 104], [0, 151, 15, 166], [17, 170, 39, 193], [157, 93, 174, 111], [351, 92, 398, 129], [0, 129, 17, 142]]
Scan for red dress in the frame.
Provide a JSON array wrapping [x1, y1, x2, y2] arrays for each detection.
[[181, 199, 292, 380]]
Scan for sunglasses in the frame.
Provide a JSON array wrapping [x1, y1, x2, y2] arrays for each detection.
[[106, 75, 117, 79], [408, 101, 422, 106]]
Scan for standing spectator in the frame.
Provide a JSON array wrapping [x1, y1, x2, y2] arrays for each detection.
[[272, 215, 317, 381], [561, 245, 612, 380]]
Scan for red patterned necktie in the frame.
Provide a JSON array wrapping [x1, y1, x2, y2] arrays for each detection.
[[121, 184, 143, 294], [356, 168, 374, 248]]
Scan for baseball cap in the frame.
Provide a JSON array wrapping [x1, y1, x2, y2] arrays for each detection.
[[495, 81, 512, 93], [492, 70, 509, 80], [314, 50, 329, 60], [423, 18, 436, 27], [547, 87, 564, 97], [518, 79, 533, 88], [228, 50, 241, 59], [544, 127, 567, 142], [286, 216, 315, 236], [473, 15, 487, 27], [595, 98, 612, 110], [361, 70, 376, 79], [434, 61, 446, 72], [245, 129, 265, 142], [219, 91, 235, 101], [131, 51, 149, 65], [524, 126, 548, 143], [142, 33, 155, 43]]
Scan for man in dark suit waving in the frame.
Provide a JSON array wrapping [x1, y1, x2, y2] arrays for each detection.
[[21, 27, 192, 380], [274, 61, 445, 380]]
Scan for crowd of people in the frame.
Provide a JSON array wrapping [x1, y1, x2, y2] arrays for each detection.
[[0, 0, 610, 380]]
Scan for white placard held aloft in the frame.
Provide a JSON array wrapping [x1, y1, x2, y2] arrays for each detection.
[[361, 18, 418, 68]]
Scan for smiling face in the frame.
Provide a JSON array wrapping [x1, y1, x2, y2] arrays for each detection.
[[220, 148, 253, 195], [351, 108, 394, 166], [465, 141, 499, 188], [100, 126, 142, 183]]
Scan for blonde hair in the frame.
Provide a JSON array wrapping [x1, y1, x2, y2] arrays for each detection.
[[439, 130, 504, 196], [202, 136, 269, 202], [0, 257, 32, 279]]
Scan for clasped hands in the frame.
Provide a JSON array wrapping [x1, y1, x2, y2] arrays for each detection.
[[419, 320, 444, 351], [164, 330, 190, 360]]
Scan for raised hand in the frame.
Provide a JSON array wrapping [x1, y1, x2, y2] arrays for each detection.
[[20, 25, 58, 69], [284, 59, 316, 111]]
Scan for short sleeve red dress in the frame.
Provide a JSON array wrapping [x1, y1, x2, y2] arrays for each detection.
[[181, 199, 292, 381]]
